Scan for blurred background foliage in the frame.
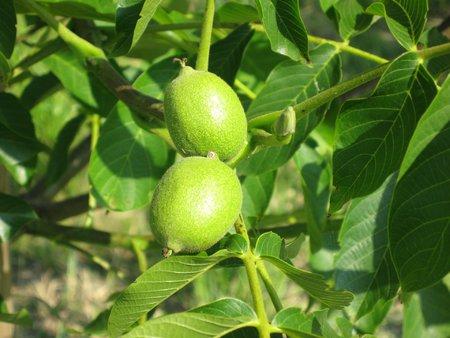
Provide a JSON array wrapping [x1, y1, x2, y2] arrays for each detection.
[[2, 0, 449, 337]]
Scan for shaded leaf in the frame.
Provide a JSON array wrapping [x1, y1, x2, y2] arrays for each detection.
[[403, 282, 450, 338], [389, 74, 450, 291], [108, 251, 238, 336], [254, 0, 309, 61], [334, 174, 398, 321], [331, 52, 436, 212], [320, 0, 373, 40], [366, 0, 428, 50], [0, 52, 11, 88], [241, 171, 276, 227], [43, 47, 117, 116], [20, 73, 61, 109], [262, 255, 353, 308], [45, 114, 85, 185], [209, 24, 254, 85], [0, 193, 38, 243], [0, 0, 16, 58], [294, 143, 331, 252], [0, 93, 41, 181], [113, 0, 164, 55], [239, 44, 341, 175]]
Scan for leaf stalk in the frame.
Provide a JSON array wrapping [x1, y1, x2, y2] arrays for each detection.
[[196, 0, 215, 71]]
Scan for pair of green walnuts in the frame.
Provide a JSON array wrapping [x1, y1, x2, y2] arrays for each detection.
[[149, 64, 248, 254]]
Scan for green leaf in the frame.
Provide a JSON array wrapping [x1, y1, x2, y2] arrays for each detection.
[[123, 298, 257, 338], [0, 0, 16, 58], [22, 0, 116, 21], [294, 143, 332, 252], [0, 93, 41, 178], [216, 2, 259, 24], [241, 171, 276, 227], [366, 0, 428, 50], [20, 73, 61, 109], [2, 157, 37, 186], [239, 44, 341, 175], [388, 74, 450, 291], [320, 0, 373, 40], [114, 0, 164, 55], [0, 52, 11, 88], [89, 102, 172, 211], [334, 174, 398, 321], [420, 27, 450, 78], [262, 255, 353, 309], [331, 52, 437, 212], [0, 193, 38, 243], [403, 282, 450, 338], [209, 24, 254, 86], [254, 232, 283, 258], [354, 299, 393, 334], [254, 0, 309, 61], [272, 307, 319, 338], [108, 251, 238, 336], [43, 48, 117, 116], [0, 308, 32, 327], [45, 114, 85, 185]]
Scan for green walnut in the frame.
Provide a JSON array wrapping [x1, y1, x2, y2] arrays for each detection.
[[164, 65, 248, 161], [149, 156, 242, 253]]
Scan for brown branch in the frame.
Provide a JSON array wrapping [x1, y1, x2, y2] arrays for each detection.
[[32, 194, 90, 221], [23, 220, 155, 250], [85, 58, 165, 122]]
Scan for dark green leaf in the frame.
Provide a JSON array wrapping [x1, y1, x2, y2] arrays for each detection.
[[366, 0, 428, 49], [43, 48, 117, 116], [403, 282, 450, 338], [294, 143, 331, 252], [2, 157, 37, 186], [216, 2, 259, 24], [84, 309, 111, 335], [262, 255, 353, 308], [0, 0, 16, 58], [334, 174, 398, 321], [89, 102, 172, 211], [108, 251, 238, 336], [354, 299, 393, 334], [0, 52, 11, 88], [20, 73, 61, 109], [209, 24, 254, 85], [331, 52, 436, 212], [389, 74, 450, 291], [113, 0, 164, 55], [239, 44, 341, 175], [45, 115, 85, 185], [254, 0, 309, 61], [241, 171, 276, 227], [0, 193, 38, 243], [254, 232, 283, 258], [0, 93, 41, 178], [24, 0, 116, 21], [123, 298, 257, 338], [0, 308, 32, 327], [320, 0, 373, 40]]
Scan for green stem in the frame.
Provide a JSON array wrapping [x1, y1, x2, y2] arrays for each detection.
[[85, 114, 100, 227], [16, 0, 105, 59], [234, 216, 271, 338], [248, 63, 388, 127], [417, 42, 450, 60], [256, 260, 283, 312], [196, 0, 215, 71], [307, 35, 388, 64], [234, 79, 257, 100], [132, 239, 149, 325]]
